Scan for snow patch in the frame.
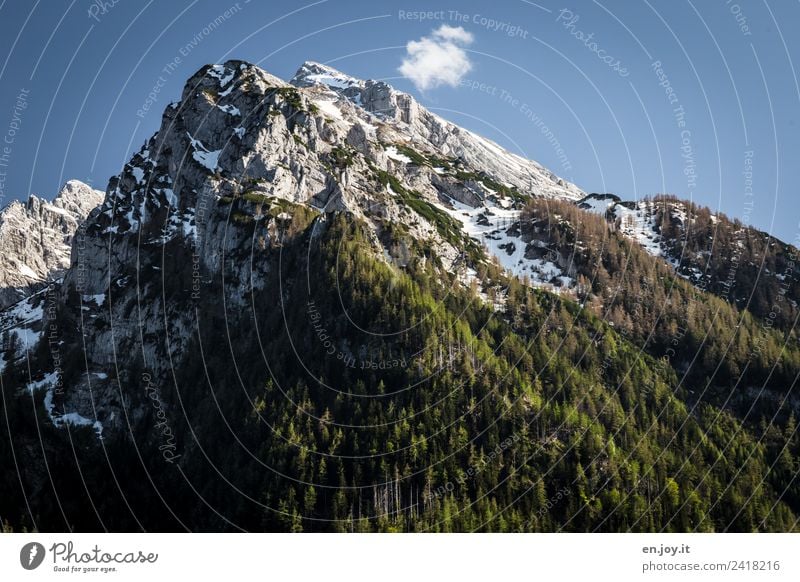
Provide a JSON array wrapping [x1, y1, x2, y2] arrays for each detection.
[[613, 201, 665, 258], [18, 264, 38, 279], [216, 103, 241, 116], [208, 64, 235, 87], [313, 99, 344, 121], [386, 146, 412, 164], [434, 196, 574, 291], [82, 293, 106, 305], [297, 62, 362, 89], [187, 132, 221, 172]]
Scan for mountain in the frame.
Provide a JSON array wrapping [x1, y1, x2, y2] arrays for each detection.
[[0, 61, 798, 533], [291, 61, 582, 199], [0, 180, 103, 309], [291, 62, 584, 288], [19, 58, 589, 437]]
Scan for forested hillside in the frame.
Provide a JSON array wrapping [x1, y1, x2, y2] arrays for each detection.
[[2, 210, 797, 532]]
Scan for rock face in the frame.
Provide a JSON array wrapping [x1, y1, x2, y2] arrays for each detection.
[[291, 61, 584, 201], [5, 59, 587, 436], [0, 180, 103, 309]]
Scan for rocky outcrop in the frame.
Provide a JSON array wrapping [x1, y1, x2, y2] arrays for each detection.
[[0, 180, 103, 309], [291, 61, 583, 201]]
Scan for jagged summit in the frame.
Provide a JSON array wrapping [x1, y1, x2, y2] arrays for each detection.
[[83, 59, 583, 289], [51, 179, 105, 215], [289, 60, 583, 199], [0, 180, 102, 309], [291, 60, 364, 90]]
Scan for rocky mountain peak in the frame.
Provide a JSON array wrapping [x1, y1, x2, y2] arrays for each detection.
[[290, 60, 421, 124], [69, 59, 583, 303], [290, 60, 582, 199], [21, 59, 588, 434], [291, 60, 364, 90], [51, 179, 106, 215], [0, 180, 103, 309]]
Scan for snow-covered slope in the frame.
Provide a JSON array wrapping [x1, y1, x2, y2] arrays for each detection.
[[611, 200, 670, 260], [579, 193, 719, 284], [577, 192, 620, 215], [0, 287, 45, 372], [435, 195, 574, 292], [579, 193, 686, 266]]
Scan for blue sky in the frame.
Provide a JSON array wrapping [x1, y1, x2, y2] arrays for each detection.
[[0, 0, 798, 242]]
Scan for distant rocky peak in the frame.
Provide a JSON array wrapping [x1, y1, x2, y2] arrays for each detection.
[[290, 60, 413, 122], [52, 179, 106, 215], [291, 61, 364, 91], [0, 180, 103, 309]]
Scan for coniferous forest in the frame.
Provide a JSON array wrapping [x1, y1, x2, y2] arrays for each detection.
[[2, 208, 798, 532]]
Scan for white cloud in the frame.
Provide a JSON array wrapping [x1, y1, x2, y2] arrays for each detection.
[[399, 25, 474, 91]]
